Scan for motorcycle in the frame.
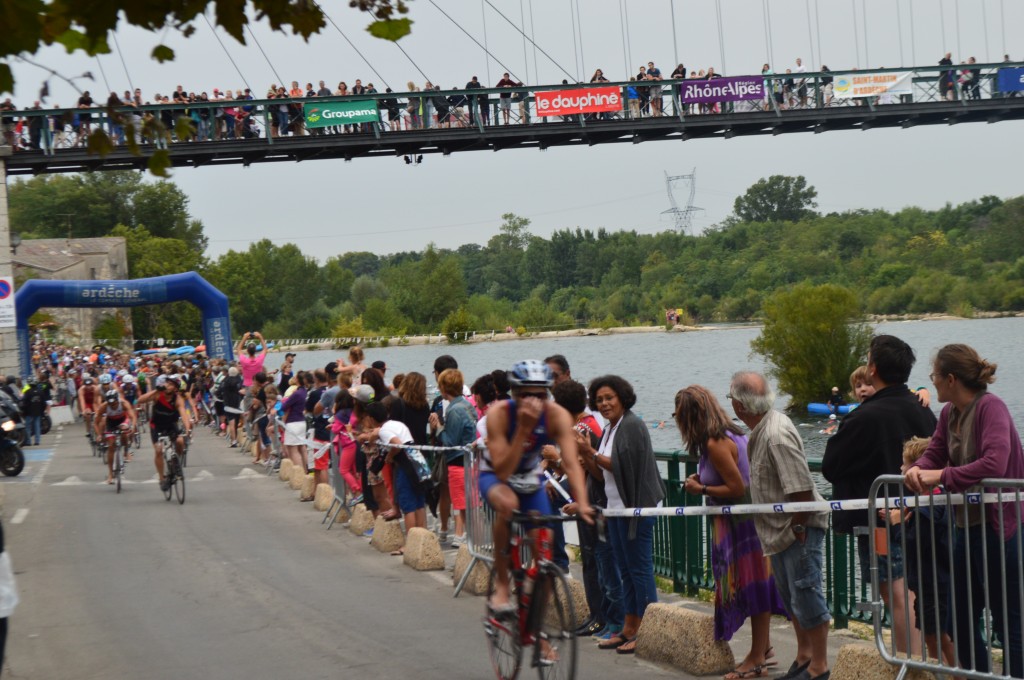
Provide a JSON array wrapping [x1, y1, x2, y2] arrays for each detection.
[[0, 392, 25, 477]]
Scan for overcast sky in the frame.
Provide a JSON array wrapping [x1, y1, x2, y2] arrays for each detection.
[[8, 0, 1024, 261]]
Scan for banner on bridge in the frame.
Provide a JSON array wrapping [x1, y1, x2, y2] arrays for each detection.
[[833, 71, 913, 98], [304, 100, 380, 128], [535, 86, 622, 117], [997, 67, 1024, 92], [680, 76, 764, 104]]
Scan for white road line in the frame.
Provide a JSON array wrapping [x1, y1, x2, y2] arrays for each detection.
[[11, 508, 28, 524]]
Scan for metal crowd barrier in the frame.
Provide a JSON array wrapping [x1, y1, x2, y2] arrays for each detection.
[[323, 434, 354, 530], [868, 475, 1024, 680], [455, 441, 496, 598]]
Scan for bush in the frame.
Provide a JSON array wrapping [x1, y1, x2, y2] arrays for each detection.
[[751, 283, 873, 409], [441, 307, 473, 344]]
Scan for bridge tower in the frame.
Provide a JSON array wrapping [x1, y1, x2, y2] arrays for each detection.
[[661, 169, 704, 235]]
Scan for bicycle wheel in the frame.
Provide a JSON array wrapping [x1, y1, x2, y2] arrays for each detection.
[[534, 568, 577, 680], [114, 444, 122, 494], [173, 455, 185, 505], [485, 566, 523, 680], [163, 456, 174, 502]]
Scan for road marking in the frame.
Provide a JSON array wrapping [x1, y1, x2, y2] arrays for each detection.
[[11, 508, 28, 524], [425, 571, 451, 587], [233, 468, 264, 480], [190, 470, 214, 481], [52, 476, 85, 486]]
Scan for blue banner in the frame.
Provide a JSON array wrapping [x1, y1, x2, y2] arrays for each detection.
[[997, 67, 1024, 92], [203, 316, 233, 361], [62, 280, 169, 307]]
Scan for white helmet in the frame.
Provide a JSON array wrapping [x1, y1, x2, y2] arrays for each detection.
[[123, 374, 135, 384], [99, 374, 112, 385]]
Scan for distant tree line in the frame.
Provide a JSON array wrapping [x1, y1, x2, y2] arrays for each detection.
[[10, 172, 1024, 341]]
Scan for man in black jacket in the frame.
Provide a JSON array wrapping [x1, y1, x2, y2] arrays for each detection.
[[822, 334, 936, 654]]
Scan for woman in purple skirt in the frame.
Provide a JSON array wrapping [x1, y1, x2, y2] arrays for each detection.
[[675, 385, 788, 679]]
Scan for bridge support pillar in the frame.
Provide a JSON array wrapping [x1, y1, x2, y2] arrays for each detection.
[[0, 147, 19, 377]]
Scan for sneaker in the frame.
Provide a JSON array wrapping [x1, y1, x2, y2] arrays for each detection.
[[438, 530, 449, 544], [362, 528, 374, 538], [159, 477, 171, 492], [451, 533, 466, 547], [229, 441, 238, 448], [349, 494, 364, 506]]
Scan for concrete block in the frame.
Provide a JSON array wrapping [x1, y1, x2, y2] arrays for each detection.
[[278, 458, 293, 482], [312, 483, 334, 511], [544, 574, 590, 630], [831, 644, 937, 680], [635, 603, 735, 676], [403, 527, 445, 570], [331, 503, 351, 524], [348, 504, 374, 536], [298, 474, 315, 499], [370, 516, 405, 553], [288, 465, 306, 490], [452, 544, 491, 596]]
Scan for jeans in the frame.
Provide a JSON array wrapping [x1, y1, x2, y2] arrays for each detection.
[[593, 527, 624, 629], [950, 523, 1024, 677], [25, 415, 41, 445], [578, 516, 609, 624], [607, 516, 658, 618], [549, 495, 570, 571]]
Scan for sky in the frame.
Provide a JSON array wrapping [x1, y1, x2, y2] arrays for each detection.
[[7, 0, 1024, 261]]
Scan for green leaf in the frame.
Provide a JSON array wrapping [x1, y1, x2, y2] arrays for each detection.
[[174, 115, 195, 143], [86, 129, 115, 157], [151, 44, 175, 63], [55, 28, 89, 53], [0, 64, 12, 96], [366, 17, 412, 41], [147, 149, 172, 178]]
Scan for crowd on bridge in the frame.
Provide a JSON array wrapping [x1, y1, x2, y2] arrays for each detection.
[[21, 327, 1024, 678], [1, 50, 1018, 152]]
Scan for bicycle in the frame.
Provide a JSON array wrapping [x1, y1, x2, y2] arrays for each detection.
[[158, 434, 185, 505], [483, 512, 578, 680]]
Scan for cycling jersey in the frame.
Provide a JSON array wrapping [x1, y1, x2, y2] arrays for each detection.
[[150, 392, 183, 442], [480, 399, 552, 476]]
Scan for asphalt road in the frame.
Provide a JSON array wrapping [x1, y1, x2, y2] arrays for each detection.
[[2, 423, 678, 680]]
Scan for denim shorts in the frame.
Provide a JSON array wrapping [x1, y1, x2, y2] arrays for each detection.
[[394, 465, 425, 513], [769, 527, 831, 630], [857, 533, 905, 584]]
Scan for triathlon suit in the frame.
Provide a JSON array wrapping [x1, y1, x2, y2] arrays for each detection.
[[121, 383, 138, 406], [81, 385, 96, 413], [104, 400, 128, 435], [150, 392, 182, 443], [478, 398, 553, 515]]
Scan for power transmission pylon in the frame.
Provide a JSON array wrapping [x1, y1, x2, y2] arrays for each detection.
[[661, 169, 704, 234]]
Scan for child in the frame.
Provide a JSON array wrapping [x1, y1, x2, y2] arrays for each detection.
[[850, 365, 932, 407], [886, 436, 956, 667]]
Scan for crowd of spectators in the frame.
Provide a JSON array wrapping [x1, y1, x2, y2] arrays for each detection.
[[0, 52, 1017, 152]]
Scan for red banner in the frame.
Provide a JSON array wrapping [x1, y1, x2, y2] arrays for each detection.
[[535, 86, 622, 117]]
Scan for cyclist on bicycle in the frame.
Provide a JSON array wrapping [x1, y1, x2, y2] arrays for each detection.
[[121, 374, 139, 406], [94, 388, 137, 484], [78, 375, 99, 438], [137, 374, 192, 492], [481, 360, 592, 612]]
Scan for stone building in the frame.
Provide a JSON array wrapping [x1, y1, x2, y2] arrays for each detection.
[[12, 237, 131, 344]]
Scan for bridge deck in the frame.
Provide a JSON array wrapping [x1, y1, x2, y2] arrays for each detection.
[[6, 98, 1024, 176]]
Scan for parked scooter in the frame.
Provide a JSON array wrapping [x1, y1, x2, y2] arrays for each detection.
[[0, 391, 26, 477]]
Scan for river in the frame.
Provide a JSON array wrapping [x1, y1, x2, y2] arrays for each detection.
[[276, 316, 1024, 460]]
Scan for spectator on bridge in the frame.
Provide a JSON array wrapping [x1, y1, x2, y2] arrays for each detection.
[[635, 65, 651, 115], [288, 81, 305, 134], [431, 85, 452, 128], [676, 385, 787, 678], [795, 57, 808, 108], [820, 65, 834, 106], [905, 343, 1024, 678], [729, 371, 831, 680], [406, 81, 422, 129], [496, 72, 522, 125], [75, 91, 94, 146], [647, 61, 664, 115], [939, 52, 957, 100], [590, 68, 609, 83]]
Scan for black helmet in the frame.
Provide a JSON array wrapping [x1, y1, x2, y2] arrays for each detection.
[[104, 389, 118, 403]]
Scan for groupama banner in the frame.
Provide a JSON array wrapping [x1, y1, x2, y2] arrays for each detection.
[[535, 86, 622, 117], [304, 100, 380, 127]]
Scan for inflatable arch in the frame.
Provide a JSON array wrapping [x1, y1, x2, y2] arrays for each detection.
[[15, 272, 234, 376]]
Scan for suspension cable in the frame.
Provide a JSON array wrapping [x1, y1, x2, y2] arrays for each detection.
[[1000, 0, 1006, 58], [519, 0, 530, 83], [850, 0, 860, 68], [111, 33, 135, 94], [568, 0, 580, 80], [202, 14, 251, 92], [954, 0, 962, 59], [761, 1, 772, 66], [670, 0, 679, 68], [428, 0, 520, 82], [477, 0, 575, 82], [624, 0, 635, 75], [715, 0, 727, 73], [619, 0, 631, 77], [862, 0, 870, 66], [910, 0, 917, 65], [980, 0, 990, 62], [528, 0, 539, 82], [814, 0, 824, 69], [313, 2, 392, 91], [481, 0, 492, 84], [764, 0, 776, 67], [574, 0, 585, 79], [245, 24, 285, 88], [805, 0, 816, 70], [939, 0, 947, 53], [95, 56, 112, 94], [895, 0, 905, 66]]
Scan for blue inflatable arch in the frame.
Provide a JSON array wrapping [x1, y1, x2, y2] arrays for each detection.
[[15, 272, 234, 376]]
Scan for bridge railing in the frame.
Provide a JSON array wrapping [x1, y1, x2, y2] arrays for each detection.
[[653, 448, 864, 629], [4, 61, 1022, 154]]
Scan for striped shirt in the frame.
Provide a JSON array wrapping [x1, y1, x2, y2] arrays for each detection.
[[747, 409, 828, 555]]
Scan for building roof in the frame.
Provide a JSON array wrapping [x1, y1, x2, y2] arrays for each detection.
[[13, 237, 125, 274]]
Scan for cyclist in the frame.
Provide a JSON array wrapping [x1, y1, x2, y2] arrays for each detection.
[[137, 374, 193, 492], [94, 388, 137, 484], [78, 375, 99, 438], [481, 360, 592, 612], [121, 373, 139, 407]]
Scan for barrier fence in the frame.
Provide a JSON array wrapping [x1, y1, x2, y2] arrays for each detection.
[[868, 475, 1024, 680]]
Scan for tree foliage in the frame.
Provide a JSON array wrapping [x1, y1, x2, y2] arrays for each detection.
[[733, 175, 818, 223], [751, 283, 873, 408]]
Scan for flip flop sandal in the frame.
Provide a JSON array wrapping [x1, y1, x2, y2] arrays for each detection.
[[764, 646, 778, 667], [724, 665, 768, 679], [389, 549, 405, 556], [615, 637, 638, 655], [597, 634, 627, 650]]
